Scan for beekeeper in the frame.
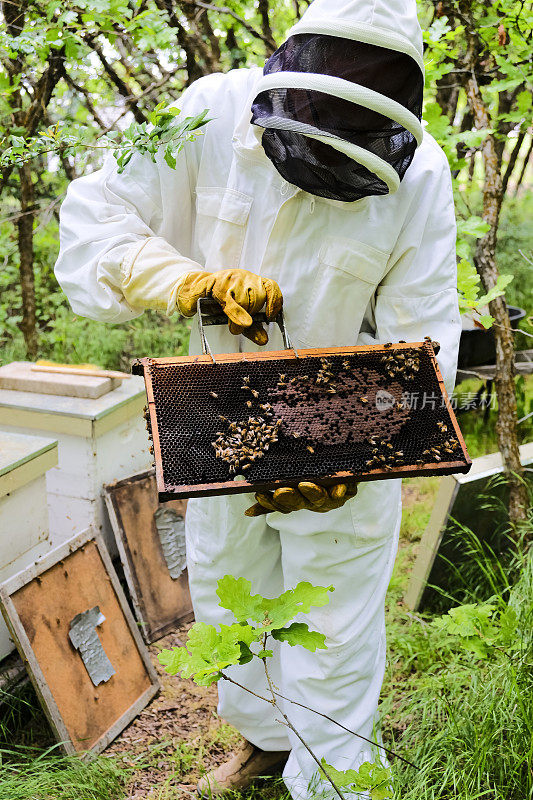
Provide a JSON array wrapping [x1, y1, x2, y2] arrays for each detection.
[[55, 0, 461, 796]]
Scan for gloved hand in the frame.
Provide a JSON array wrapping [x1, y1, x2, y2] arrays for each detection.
[[245, 478, 358, 516], [177, 269, 283, 346], [120, 240, 282, 345]]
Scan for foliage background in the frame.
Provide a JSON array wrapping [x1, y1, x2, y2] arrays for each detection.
[[0, 0, 531, 367]]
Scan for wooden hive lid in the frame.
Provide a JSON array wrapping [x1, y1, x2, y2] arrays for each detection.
[[0, 362, 121, 400]]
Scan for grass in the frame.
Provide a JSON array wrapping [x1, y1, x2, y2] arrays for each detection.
[[135, 723, 242, 783], [0, 683, 129, 799], [0, 745, 129, 800], [382, 540, 533, 800]]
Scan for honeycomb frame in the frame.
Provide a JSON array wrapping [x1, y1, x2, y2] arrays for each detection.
[[133, 341, 471, 501]]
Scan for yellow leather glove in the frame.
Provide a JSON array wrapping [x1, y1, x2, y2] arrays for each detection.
[[177, 269, 283, 346], [245, 479, 358, 516]]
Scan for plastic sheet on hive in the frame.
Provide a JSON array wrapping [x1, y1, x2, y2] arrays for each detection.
[[133, 342, 471, 500]]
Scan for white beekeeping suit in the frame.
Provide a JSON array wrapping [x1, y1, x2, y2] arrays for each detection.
[[55, 0, 460, 795]]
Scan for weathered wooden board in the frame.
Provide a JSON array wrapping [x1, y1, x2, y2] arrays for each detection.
[[104, 471, 193, 643], [0, 530, 159, 756]]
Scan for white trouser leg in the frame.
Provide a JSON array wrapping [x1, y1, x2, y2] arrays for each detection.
[[185, 492, 291, 751], [272, 480, 402, 799]]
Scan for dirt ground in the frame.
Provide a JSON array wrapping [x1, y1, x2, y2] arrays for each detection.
[[106, 624, 243, 798]]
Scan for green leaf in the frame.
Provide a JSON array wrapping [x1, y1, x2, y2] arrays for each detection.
[[430, 600, 518, 660], [476, 274, 514, 306], [426, 17, 452, 42], [164, 145, 176, 170], [457, 258, 481, 300], [258, 582, 334, 631], [217, 576, 333, 633], [238, 641, 254, 665], [433, 602, 497, 638], [423, 103, 452, 141], [457, 216, 491, 239], [157, 619, 257, 685], [516, 90, 532, 116], [158, 647, 190, 674], [319, 759, 393, 799], [477, 314, 494, 329], [456, 128, 492, 149], [271, 622, 327, 652], [216, 576, 262, 622], [497, 606, 520, 648]]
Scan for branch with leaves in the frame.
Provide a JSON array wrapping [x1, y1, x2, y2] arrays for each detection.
[[159, 575, 410, 799], [0, 103, 209, 171]]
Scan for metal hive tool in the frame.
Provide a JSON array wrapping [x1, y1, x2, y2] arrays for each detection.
[[133, 302, 471, 501]]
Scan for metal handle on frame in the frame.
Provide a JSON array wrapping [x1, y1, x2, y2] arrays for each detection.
[[196, 297, 298, 362]]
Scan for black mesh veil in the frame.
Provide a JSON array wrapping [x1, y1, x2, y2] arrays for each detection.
[[251, 34, 424, 202]]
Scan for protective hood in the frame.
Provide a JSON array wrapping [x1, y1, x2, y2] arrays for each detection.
[[288, 0, 424, 76], [251, 0, 425, 201]]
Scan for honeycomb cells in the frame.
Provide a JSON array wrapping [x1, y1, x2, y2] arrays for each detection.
[[144, 343, 469, 495]]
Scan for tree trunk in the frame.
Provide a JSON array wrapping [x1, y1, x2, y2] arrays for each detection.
[[464, 45, 528, 532], [436, 71, 460, 120], [514, 137, 532, 195], [257, 0, 276, 55], [153, 0, 210, 83], [85, 37, 148, 124], [502, 131, 526, 195], [17, 162, 38, 360]]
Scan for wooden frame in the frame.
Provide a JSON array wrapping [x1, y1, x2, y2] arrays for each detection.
[[0, 528, 160, 757], [133, 341, 471, 500], [104, 470, 193, 644]]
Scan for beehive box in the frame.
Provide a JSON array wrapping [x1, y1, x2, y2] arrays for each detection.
[[0, 365, 151, 553], [133, 341, 471, 501], [0, 431, 58, 658]]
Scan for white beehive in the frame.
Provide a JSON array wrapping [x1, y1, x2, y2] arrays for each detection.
[[0, 431, 58, 658], [0, 363, 151, 554]]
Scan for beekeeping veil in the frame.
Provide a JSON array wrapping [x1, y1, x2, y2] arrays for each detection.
[[251, 0, 425, 202]]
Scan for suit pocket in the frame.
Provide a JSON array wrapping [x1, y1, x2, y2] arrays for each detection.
[[298, 236, 390, 348], [194, 187, 253, 269]]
